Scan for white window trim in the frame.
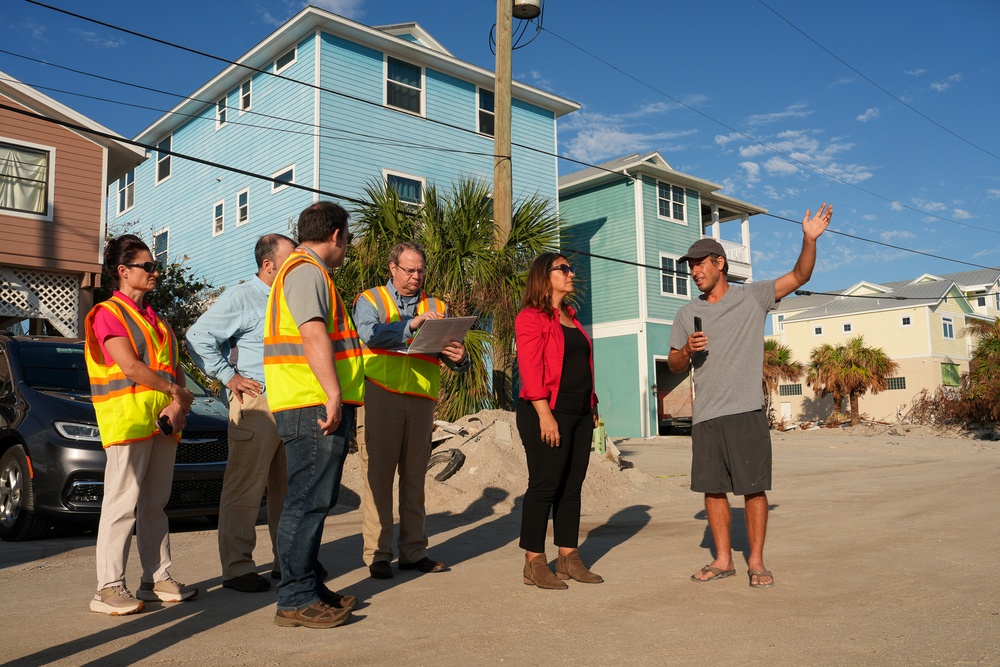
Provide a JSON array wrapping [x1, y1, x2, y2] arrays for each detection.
[[271, 164, 295, 192], [477, 87, 494, 137], [383, 55, 425, 118], [153, 227, 169, 266], [900, 315, 913, 327], [216, 97, 227, 130], [0, 136, 56, 221], [383, 168, 426, 207], [813, 325, 824, 336], [942, 316, 955, 339], [842, 321, 853, 333], [116, 169, 135, 217], [239, 79, 252, 114], [155, 135, 172, 185], [658, 252, 690, 300], [236, 187, 250, 226], [274, 46, 297, 74], [212, 199, 225, 237], [655, 180, 687, 225]]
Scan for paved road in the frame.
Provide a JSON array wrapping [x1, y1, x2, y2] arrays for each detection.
[[2, 428, 998, 666]]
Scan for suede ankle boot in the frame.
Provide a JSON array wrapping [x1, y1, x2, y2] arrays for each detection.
[[556, 549, 604, 583], [523, 553, 568, 590]]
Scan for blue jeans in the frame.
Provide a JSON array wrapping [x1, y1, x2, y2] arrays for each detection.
[[273, 404, 354, 611]]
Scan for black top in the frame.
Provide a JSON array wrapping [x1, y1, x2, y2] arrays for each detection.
[[554, 324, 593, 414]]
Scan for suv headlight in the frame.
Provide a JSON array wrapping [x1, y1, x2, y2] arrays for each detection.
[[54, 422, 102, 442]]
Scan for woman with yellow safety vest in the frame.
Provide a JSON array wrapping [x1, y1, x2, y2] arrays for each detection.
[[84, 234, 199, 616]]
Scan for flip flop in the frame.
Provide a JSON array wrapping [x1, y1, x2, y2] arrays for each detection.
[[748, 569, 775, 588], [690, 565, 736, 582]]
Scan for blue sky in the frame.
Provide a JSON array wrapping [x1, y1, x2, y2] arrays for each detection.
[[2, 0, 998, 293]]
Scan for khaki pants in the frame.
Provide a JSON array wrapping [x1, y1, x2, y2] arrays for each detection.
[[218, 390, 286, 579], [360, 381, 435, 565], [96, 432, 177, 590]]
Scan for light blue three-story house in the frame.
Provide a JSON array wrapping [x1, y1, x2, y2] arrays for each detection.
[[559, 152, 766, 438], [110, 6, 578, 289]]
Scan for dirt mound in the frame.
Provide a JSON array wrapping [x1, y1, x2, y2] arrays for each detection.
[[338, 408, 655, 517]]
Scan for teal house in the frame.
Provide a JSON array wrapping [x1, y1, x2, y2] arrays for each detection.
[[558, 152, 766, 438], [111, 6, 578, 289]]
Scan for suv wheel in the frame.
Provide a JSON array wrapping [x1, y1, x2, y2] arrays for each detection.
[[0, 445, 50, 541]]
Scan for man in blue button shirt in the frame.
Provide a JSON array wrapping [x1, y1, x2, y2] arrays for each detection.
[[187, 233, 296, 593]]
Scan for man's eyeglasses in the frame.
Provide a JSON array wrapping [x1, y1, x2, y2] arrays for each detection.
[[122, 261, 161, 274], [548, 264, 573, 275], [394, 265, 426, 277]]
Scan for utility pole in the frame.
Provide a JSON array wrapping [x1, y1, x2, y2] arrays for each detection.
[[493, 0, 513, 250]]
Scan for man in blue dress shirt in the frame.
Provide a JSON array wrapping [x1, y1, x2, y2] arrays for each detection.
[[187, 233, 296, 593]]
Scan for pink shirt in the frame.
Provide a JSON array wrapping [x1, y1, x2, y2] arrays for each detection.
[[92, 291, 162, 360]]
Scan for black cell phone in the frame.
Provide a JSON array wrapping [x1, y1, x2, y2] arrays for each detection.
[[694, 316, 703, 333], [156, 415, 173, 436]]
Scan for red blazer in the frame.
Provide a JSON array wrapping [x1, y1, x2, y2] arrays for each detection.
[[515, 305, 598, 410]]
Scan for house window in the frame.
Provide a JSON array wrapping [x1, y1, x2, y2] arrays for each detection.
[[386, 56, 422, 114], [216, 98, 227, 128], [272, 165, 294, 192], [478, 89, 495, 136], [995, 292, 1000, 311], [976, 295, 986, 307], [155, 135, 171, 183], [814, 326, 824, 336], [942, 317, 954, 339], [153, 229, 169, 266], [237, 188, 249, 225], [778, 384, 803, 396], [887, 377, 906, 391], [656, 181, 685, 223], [212, 200, 224, 237], [777, 314, 785, 332], [901, 316, 912, 327], [240, 80, 252, 113], [275, 47, 296, 73], [0, 141, 51, 216], [941, 363, 960, 387], [659, 254, 689, 297], [385, 171, 424, 207], [842, 322, 852, 333], [117, 170, 134, 215]]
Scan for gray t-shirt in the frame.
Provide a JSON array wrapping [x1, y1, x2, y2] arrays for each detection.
[[668, 280, 776, 424], [282, 247, 331, 326]]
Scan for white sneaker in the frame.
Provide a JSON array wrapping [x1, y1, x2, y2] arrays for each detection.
[[137, 576, 199, 602], [90, 585, 144, 615]]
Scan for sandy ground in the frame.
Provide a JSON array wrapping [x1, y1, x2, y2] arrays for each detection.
[[2, 421, 999, 666]]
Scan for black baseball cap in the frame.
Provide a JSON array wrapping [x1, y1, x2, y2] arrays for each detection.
[[679, 238, 727, 264]]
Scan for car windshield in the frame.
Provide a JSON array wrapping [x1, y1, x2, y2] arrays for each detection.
[[14, 341, 212, 397]]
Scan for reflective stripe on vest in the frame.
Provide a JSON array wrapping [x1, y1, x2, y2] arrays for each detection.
[[83, 296, 178, 447], [355, 285, 446, 401], [263, 249, 364, 412]]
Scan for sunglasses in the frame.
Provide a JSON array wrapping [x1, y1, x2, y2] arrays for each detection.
[[548, 264, 574, 275], [122, 261, 161, 274]]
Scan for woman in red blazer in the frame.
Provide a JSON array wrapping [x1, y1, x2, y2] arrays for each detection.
[[515, 252, 602, 589]]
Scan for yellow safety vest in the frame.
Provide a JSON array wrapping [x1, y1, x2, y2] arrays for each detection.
[[83, 295, 179, 448], [355, 286, 447, 401], [263, 249, 364, 412]]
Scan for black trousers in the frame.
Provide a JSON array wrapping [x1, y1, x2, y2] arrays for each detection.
[[516, 400, 593, 553]]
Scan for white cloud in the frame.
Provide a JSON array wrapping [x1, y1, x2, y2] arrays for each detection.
[[715, 132, 743, 147], [987, 188, 1000, 199], [829, 77, 853, 88], [904, 68, 926, 76], [890, 201, 904, 212], [879, 229, 916, 242], [74, 29, 125, 49], [17, 18, 47, 42], [746, 103, 813, 126], [764, 157, 798, 176], [913, 198, 947, 212], [930, 73, 963, 92], [953, 208, 971, 219], [856, 107, 880, 123], [739, 161, 761, 184], [561, 104, 698, 163], [862, 214, 877, 221], [259, 0, 364, 26]]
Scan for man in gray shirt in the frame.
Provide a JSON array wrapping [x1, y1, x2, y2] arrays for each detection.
[[668, 203, 832, 588]]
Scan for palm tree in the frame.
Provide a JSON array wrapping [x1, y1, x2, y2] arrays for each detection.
[[342, 177, 561, 421], [762, 339, 804, 422], [830, 336, 900, 426], [807, 343, 847, 415], [963, 317, 1000, 421]]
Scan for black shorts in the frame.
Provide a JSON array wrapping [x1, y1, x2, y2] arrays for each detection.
[[690, 410, 771, 496]]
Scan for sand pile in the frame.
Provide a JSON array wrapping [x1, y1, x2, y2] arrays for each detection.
[[338, 408, 654, 517]]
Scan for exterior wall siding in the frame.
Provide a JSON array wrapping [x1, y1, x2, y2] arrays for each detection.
[[2, 95, 106, 275], [559, 178, 638, 326], [593, 334, 641, 438], [642, 176, 701, 322]]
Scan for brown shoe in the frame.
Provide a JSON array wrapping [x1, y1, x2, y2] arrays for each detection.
[[523, 553, 568, 590], [274, 601, 351, 629], [318, 585, 358, 611], [556, 549, 604, 584]]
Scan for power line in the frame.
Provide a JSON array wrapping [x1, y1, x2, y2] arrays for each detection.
[[755, 0, 1000, 162], [537, 25, 1000, 237]]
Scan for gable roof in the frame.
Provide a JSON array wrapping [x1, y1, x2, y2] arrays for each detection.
[[0, 69, 146, 181], [781, 279, 965, 322], [135, 6, 578, 143]]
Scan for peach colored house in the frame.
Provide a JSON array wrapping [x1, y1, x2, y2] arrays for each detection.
[[0, 71, 145, 336]]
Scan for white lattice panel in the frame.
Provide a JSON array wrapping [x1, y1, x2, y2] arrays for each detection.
[[0, 266, 80, 336]]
